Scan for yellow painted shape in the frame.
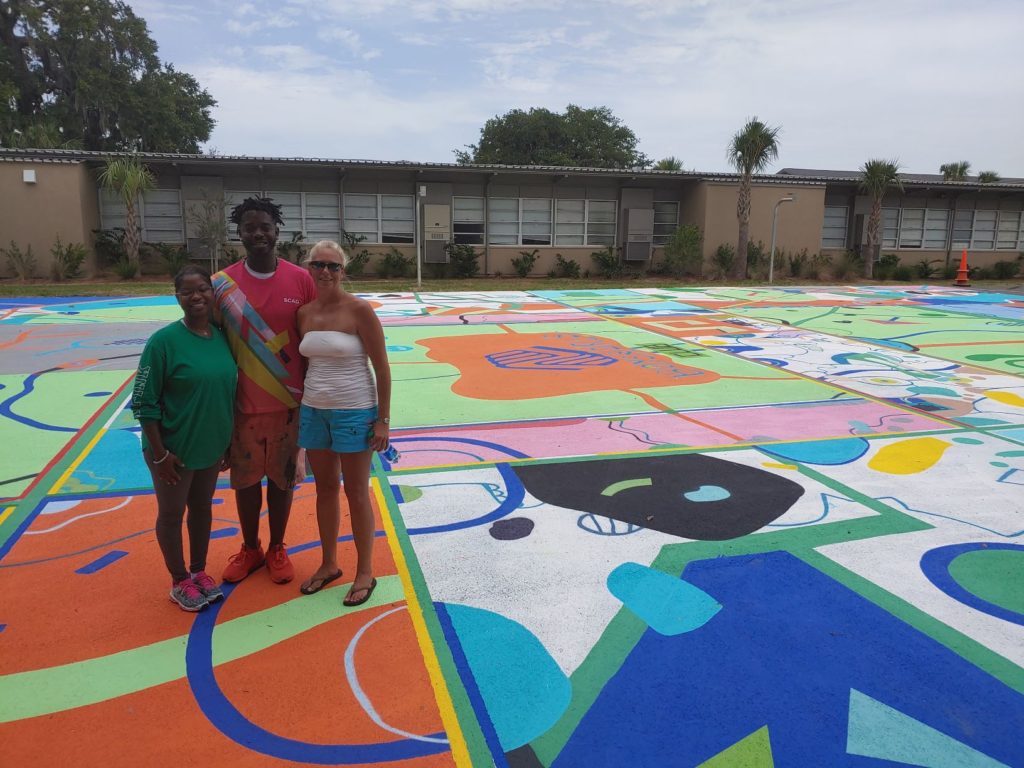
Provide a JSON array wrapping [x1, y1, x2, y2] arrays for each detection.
[[0, 506, 16, 527], [762, 462, 797, 470], [374, 479, 472, 767], [987, 391, 1024, 408], [867, 437, 952, 475]]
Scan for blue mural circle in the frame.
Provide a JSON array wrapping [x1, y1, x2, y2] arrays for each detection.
[[919, 543, 1024, 626]]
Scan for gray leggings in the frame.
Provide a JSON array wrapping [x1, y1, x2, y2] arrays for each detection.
[[147, 462, 221, 582]]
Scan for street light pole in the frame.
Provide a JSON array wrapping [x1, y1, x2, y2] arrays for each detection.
[[768, 195, 795, 285]]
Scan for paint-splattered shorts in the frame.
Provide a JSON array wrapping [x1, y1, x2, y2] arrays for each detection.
[[229, 409, 301, 490], [298, 404, 377, 453]]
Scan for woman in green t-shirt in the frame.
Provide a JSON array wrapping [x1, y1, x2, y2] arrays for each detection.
[[132, 265, 237, 612]]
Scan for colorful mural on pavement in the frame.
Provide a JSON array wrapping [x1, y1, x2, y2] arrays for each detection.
[[1, 285, 1022, 767]]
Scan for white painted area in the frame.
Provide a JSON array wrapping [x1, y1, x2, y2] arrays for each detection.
[[398, 452, 878, 675], [817, 526, 1024, 668]]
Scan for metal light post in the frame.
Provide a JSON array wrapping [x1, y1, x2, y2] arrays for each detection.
[[415, 184, 426, 289], [768, 195, 795, 285]]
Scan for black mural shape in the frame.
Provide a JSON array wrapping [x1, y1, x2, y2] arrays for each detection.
[[513, 454, 805, 541], [505, 744, 545, 768], [489, 517, 535, 540]]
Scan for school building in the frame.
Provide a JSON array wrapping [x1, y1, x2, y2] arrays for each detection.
[[1, 148, 1022, 278]]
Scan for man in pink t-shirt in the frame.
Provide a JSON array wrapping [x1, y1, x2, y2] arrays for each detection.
[[212, 197, 317, 585]]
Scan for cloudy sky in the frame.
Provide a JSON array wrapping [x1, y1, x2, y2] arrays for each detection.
[[130, 0, 1023, 175]]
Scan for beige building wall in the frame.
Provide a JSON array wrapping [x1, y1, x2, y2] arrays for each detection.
[[699, 182, 827, 261], [0, 161, 100, 278]]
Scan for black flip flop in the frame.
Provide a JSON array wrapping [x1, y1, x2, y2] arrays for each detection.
[[343, 577, 378, 607], [299, 569, 343, 595]]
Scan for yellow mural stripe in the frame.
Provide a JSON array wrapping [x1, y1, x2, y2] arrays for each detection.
[[47, 391, 129, 495], [0, 506, 16, 527], [374, 478, 472, 767]]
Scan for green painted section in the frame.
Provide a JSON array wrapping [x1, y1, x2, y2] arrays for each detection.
[[0, 370, 131, 499], [949, 549, 1024, 613], [0, 576, 404, 722], [374, 467, 494, 766], [385, 320, 840, 427], [21, 306, 178, 324], [697, 726, 774, 767]]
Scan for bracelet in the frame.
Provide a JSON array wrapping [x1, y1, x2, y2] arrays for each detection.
[[151, 449, 171, 465]]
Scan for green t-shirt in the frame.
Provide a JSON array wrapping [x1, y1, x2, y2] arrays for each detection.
[[131, 321, 237, 469]]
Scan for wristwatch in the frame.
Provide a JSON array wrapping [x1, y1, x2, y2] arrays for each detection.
[[378, 417, 390, 425]]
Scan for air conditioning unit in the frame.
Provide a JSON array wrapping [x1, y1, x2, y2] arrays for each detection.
[[623, 208, 654, 261], [424, 240, 448, 264], [423, 204, 451, 263]]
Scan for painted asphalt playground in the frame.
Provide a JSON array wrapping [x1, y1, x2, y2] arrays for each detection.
[[0, 285, 1022, 766]]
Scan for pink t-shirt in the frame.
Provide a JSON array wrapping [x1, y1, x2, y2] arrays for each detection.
[[212, 259, 317, 414]]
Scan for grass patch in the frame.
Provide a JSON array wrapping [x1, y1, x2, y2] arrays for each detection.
[[1, 276, 1020, 298]]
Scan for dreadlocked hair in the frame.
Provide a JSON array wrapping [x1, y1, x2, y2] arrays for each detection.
[[229, 196, 284, 226]]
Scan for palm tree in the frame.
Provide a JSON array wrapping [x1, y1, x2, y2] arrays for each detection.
[[978, 170, 1001, 183], [98, 156, 155, 276], [727, 117, 781, 279], [859, 159, 903, 279], [654, 156, 684, 171], [939, 161, 971, 181]]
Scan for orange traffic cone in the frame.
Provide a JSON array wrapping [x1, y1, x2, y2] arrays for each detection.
[[953, 249, 970, 287]]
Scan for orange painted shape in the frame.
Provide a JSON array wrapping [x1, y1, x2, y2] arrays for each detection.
[[419, 331, 718, 400]]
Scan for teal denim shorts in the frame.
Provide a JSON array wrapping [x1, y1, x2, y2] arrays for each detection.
[[298, 404, 378, 453]]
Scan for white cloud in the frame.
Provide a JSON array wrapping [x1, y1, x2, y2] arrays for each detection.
[[143, 0, 1022, 173]]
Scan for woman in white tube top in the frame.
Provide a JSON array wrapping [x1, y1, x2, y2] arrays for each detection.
[[295, 240, 392, 606]]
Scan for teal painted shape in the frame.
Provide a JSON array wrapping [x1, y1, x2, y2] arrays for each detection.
[[684, 485, 731, 503], [759, 438, 869, 465], [444, 604, 571, 752], [847, 689, 1008, 767], [909, 385, 959, 397], [607, 562, 722, 636]]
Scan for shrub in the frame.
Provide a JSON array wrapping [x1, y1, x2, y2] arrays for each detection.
[[276, 232, 305, 263], [93, 228, 128, 267], [333, 230, 370, 277], [992, 260, 1020, 279], [661, 224, 703, 277], [804, 252, 831, 280], [2, 241, 36, 280], [711, 243, 734, 279], [377, 247, 414, 278], [445, 242, 480, 278], [346, 249, 371, 277], [875, 254, 900, 280], [832, 250, 862, 280], [787, 247, 809, 278], [145, 242, 190, 277], [747, 239, 768, 279], [892, 265, 913, 281], [554, 253, 581, 278], [113, 256, 139, 280], [48, 237, 89, 281], [511, 249, 540, 278], [915, 258, 942, 279], [590, 245, 623, 278], [972, 266, 995, 280], [942, 264, 958, 280]]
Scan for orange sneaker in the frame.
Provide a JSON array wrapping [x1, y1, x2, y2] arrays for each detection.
[[266, 543, 294, 584], [222, 542, 265, 583]]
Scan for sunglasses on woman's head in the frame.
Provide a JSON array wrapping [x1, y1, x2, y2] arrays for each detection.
[[308, 261, 342, 273]]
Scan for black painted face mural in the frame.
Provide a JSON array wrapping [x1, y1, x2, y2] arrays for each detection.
[[513, 454, 804, 541]]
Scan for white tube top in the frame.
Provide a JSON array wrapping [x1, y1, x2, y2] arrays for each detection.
[[299, 330, 377, 410]]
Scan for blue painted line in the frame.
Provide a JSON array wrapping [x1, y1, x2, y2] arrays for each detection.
[[407, 464, 525, 535], [209, 527, 239, 540], [0, 624, 6, 632], [391, 484, 405, 503], [0, 369, 79, 432], [286, 531, 386, 556], [434, 602, 510, 767], [920, 543, 1024, 626], [75, 549, 129, 574], [0, 529, 149, 568], [185, 583, 449, 763]]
